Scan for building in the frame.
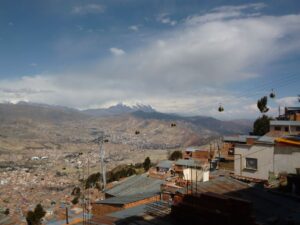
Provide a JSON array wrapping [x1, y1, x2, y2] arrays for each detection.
[[223, 135, 260, 155], [182, 147, 210, 161], [233, 134, 300, 181], [284, 107, 300, 121], [148, 160, 174, 179], [92, 193, 160, 217], [172, 176, 300, 225], [174, 159, 209, 182], [269, 120, 300, 134]]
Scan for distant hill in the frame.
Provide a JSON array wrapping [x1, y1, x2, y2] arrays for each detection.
[[0, 102, 252, 149], [0, 102, 87, 123], [131, 111, 251, 135], [82, 103, 156, 117]]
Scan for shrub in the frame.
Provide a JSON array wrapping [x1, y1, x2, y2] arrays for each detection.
[[169, 151, 182, 161], [26, 204, 46, 225], [143, 157, 151, 171]]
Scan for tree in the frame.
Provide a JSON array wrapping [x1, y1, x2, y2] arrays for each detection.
[[71, 196, 79, 205], [143, 157, 151, 171], [257, 96, 269, 113], [169, 151, 182, 161], [253, 115, 271, 136], [26, 204, 46, 225], [4, 208, 9, 216]]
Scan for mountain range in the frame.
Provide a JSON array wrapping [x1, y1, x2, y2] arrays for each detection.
[[0, 101, 252, 135]]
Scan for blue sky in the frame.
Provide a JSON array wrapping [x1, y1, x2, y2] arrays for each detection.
[[0, 0, 300, 119]]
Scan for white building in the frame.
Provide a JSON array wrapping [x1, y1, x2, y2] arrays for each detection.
[[234, 136, 300, 181], [175, 159, 209, 182]]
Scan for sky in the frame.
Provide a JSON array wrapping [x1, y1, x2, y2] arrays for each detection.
[[0, 0, 300, 119]]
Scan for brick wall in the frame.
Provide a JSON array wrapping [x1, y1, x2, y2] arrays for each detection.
[[92, 194, 160, 216]]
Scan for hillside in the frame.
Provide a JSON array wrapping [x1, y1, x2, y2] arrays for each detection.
[[0, 102, 251, 145]]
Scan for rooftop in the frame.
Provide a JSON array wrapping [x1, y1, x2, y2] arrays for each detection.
[[105, 174, 164, 197], [270, 120, 300, 126], [156, 160, 173, 169], [255, 136, 275, 144], [175, 159, 206, 168], [223, 135, 260, 143], [285, 107, 300, 111], [185, 146, 208, 152], [178, 176, 300, 224], [95, 193, 158, 205]]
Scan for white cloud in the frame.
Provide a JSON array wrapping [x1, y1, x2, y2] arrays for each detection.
[[30, 63, 38, 67], [110, 47, 125, 56], [276, 96, 299, 107], [71, 4, 105, 15], [157, 13, 177, 26], [1, 4, 300, 119], [129, 25, 139, 31]]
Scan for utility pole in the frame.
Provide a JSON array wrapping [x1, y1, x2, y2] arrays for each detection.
[[65, 207, 69, 224]]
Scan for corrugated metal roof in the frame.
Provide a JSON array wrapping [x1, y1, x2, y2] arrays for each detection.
[[270, 120, 300, 126], [285, 107, 300, 111], [105, 174, 164, 197], [223, 135, 260, 143], [156, 160, 173, 169], [108, 204, 147, 218], [185, 146, 202, 152], [178, 176, 249, 195], [175, 159, 204, 167], [256, 136, 275, 144], [95, 193, 158, 205], [177, 176, 300, 224]]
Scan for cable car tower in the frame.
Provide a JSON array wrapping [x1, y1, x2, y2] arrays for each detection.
[[92, 133, 109, 191]]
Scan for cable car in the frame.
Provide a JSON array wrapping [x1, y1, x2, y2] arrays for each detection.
[[218, 104, 224, 112], [269, 89, 275, 98], [135, 130, 140, 135]]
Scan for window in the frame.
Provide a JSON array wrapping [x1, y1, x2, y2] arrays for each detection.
[[274, 126, 281, 131], [285, 127, 289, 132], [296, 127, 300, 132], [246, 158, 257, 170]]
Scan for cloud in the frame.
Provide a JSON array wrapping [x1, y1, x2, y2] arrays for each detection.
[[157, 13, 177, 26], [129, 25, 139, 31], [276, 96, 299, 107], [71, 4, 105, 15], [30, 63, 38, 67], [110, 47, 125, 56], [1, 4, 300, 119]]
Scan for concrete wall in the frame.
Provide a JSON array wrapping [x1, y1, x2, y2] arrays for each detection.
[[183, 168, 209, 182], [234, 144, 274, 180], [274, 146, 300, 175], [270, 125, 300, 134]]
